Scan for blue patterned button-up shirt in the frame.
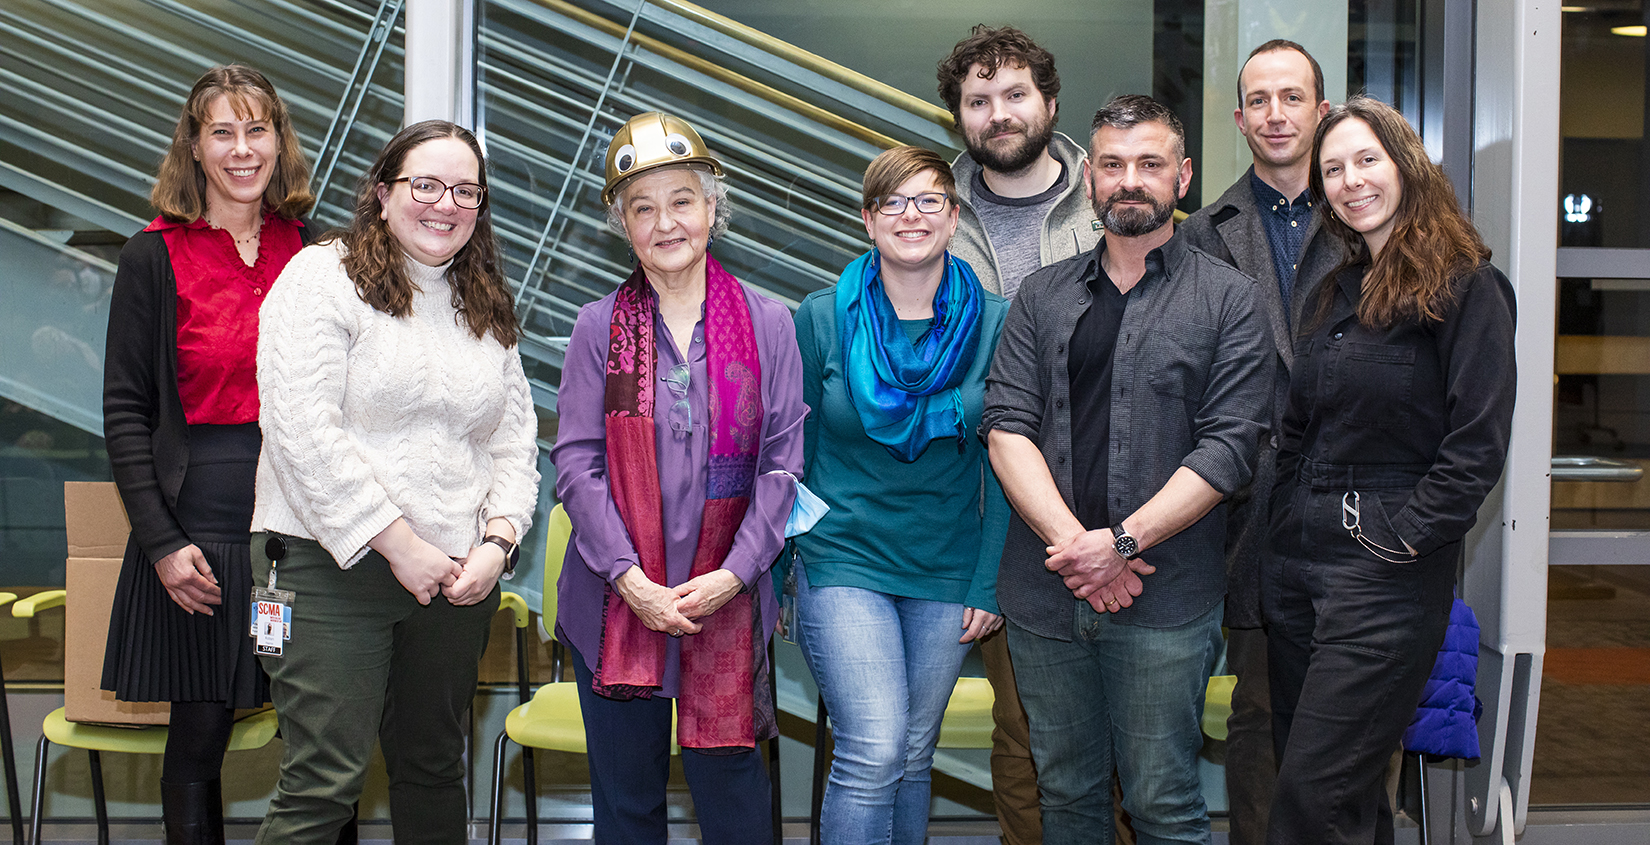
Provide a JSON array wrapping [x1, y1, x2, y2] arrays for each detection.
[[1250, 170, 1314, 322]]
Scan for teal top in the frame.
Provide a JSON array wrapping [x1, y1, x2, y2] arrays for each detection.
[[792, 286, 1011, 612]]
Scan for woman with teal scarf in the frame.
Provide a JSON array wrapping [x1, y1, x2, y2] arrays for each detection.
[[792, 146, 1010, 844]]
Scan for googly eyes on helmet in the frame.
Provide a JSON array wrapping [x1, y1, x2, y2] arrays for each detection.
[[602, 112, 724, 205]]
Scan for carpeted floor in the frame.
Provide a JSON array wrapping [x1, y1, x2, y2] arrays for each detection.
[[1535, 565, 1650, 805]]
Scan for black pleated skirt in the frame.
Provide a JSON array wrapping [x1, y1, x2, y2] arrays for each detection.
[[101, 423, 269, 707]]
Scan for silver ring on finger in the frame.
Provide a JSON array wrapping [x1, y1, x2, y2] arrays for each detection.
[[670, 628, 683, 637]]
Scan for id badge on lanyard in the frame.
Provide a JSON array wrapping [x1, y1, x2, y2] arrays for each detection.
[[251, 536, 296, 658]]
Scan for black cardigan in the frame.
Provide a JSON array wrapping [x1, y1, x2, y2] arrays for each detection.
[[103, 222, 311, 562]]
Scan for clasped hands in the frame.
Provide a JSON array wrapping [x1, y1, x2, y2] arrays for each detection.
[[1045, 528, 1156, 614], [387, 541, 503, 606], [374, 519, 505, 606], [615, 566, 745, 637]]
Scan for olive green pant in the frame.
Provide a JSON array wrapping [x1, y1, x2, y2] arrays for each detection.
[[251, 534, 498, 845]]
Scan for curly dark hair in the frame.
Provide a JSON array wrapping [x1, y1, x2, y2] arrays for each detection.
[[1308, 96, 1490, 329], [936, 25, 1060, 126], [321, 120, 520, 347]]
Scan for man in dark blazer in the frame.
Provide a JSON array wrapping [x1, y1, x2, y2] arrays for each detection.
[[1178, 39, 1342, 845]]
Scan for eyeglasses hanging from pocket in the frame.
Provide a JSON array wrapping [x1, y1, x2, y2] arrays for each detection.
[[662, 362, 692, 434]]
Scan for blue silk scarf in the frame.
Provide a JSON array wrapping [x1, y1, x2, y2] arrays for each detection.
[[836, 249, 983, 462]]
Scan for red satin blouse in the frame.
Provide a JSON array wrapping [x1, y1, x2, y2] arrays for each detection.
[[150, 212, 305, 425]]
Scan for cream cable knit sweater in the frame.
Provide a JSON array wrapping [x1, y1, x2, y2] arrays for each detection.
[[252, 241, 540, 568]]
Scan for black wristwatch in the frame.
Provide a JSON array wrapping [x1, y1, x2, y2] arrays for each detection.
[[483, 535, 520, 579], [1110, 523, 1140, 560]]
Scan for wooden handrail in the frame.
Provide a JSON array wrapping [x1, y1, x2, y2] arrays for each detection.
[[531, 0, 930, 150], [645, 0, 957, 131]]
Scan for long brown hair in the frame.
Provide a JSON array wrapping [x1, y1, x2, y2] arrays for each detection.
[[1309, 96, 1490, 329], [324, 120, 519, 347], [151, 64, 314, 223]]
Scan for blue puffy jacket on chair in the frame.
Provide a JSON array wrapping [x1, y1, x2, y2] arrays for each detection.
[[1403, 597, 1483, 760]]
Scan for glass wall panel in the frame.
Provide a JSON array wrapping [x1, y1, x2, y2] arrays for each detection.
[[0, 214, 117, 590], [1561, 3, 1649, 248], [1546, 275, 1650, 807], [1548, 0, 1650, 809]]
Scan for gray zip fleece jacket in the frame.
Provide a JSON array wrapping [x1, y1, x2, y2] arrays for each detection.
[[950, 132, 1101, 297]]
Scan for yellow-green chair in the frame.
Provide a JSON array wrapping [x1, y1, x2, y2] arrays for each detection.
[[13, 590, 280, 845], [1202, 674, 1238, 742], [0, 592, 24, 845], [807, 673, 994, 843], [487, 503, 588, 845], [487, 504, 779, 845], [940, 672, 1236, 749], [807, 666, 1237, 842], [487, 504, 680, 845], [935, 676, 994, 749]]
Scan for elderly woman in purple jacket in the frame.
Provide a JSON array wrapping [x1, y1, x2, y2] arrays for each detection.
[[550, 112, 806, 845]]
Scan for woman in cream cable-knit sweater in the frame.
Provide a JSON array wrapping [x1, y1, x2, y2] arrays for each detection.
[[249, 120, 539, 844]]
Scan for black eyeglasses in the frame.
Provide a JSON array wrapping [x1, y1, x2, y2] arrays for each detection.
[[871, 192, 951, 216], [389, 176, 486, 209]]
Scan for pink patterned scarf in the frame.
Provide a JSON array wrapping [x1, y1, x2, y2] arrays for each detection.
[[596, 255, 768, 749]]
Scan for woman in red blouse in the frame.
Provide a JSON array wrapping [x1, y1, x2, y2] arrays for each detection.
[[100, 64, 313, 842]]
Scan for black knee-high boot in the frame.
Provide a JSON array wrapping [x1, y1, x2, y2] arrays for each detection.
[[161, 779, 223, 845]]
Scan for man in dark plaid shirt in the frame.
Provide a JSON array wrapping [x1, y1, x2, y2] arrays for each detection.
[[983, 95, 1272, 845]]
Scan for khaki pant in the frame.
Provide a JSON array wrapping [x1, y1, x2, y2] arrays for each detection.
[[983, 629, 1041, 844]]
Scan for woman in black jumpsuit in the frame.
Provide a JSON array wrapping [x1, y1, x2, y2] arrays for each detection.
[[1264, 96, 1517, 845]]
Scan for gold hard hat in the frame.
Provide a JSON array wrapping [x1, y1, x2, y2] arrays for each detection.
[[602, 112, 723, 205]]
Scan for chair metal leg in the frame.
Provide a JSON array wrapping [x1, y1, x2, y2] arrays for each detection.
[[523, 747, 537, 845], [809, 696, 828, 845], [513, 602, 537, 845], [27, 737, 46, 845], [87, 750, 107, 845], [0, 655, 23, 845], [1416, 754, 1431, 845], [489, 728, 509, 845], [515, 627, 531, 706]]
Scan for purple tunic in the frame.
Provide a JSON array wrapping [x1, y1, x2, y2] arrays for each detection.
[[552, 281, 806, 698]]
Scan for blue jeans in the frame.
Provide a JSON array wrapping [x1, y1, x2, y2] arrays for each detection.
[[794, 560, 973, 845], [1007, 600, 1223, 845]]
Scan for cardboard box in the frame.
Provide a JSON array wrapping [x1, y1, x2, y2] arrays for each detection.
[[63, 481, 169, 725]]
